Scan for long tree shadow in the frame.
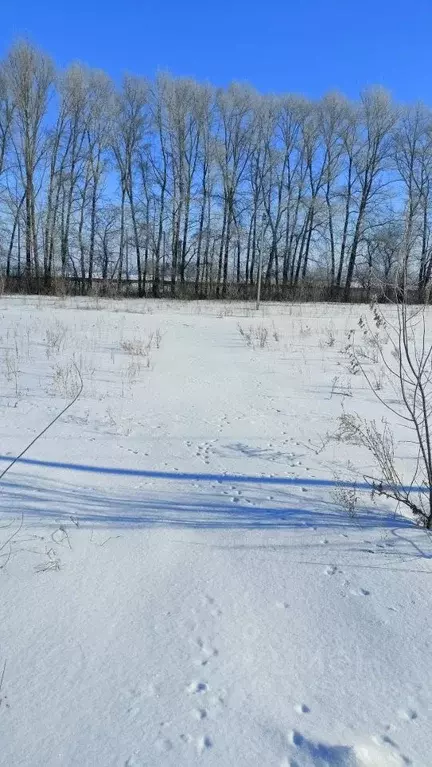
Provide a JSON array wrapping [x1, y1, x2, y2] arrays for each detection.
[[0, 454, 429, 493], [0, 473, 415, 532]]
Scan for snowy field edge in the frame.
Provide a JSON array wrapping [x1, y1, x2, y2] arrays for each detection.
[[0, 297, 431, 767]]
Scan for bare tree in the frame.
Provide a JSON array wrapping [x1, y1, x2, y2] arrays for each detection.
[[214, 84, 255, 296], [148, 75, 171, 296], [52, 63, 90, 279], [3, 40, 432, 301], [343, 88, 396, 300], [318, 93, 347, 290], [394, 104, 432, 300], [0, 61, 13, 180], [85, 71, 112, 290], [193, 83, 214, 296], [5, 41, 54, 283], [112, 74, 147, 294], [357, 221, 403, 298]]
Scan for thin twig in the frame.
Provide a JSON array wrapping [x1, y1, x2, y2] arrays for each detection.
[[0, 660, 6, 695], [0, 513, 23, 555], [0, 363, 83, 483]]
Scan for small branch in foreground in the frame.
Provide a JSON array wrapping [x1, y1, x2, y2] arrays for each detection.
[[0, 659, 6, 696]]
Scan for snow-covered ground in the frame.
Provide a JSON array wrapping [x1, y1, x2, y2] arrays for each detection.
[[0, 296, 431, 767]]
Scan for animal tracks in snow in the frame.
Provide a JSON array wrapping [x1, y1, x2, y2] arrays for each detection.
[[195, 440, 214, 466], [276, 601, 290, 610], [349, 588, 370, 597], [294, 703, 310, 714], [355, 734, 413, 766], [202, 593, 223, 617], [155, 736, 174, 753], [220, 484, 255, 505], [284, 729, 411, 767], [192, 707, 208, 720], [285, 729, 355, 766], [187, 680, 209, 695], [397, 708, 418, 722], [181, 592, 225, 759], [323, 564, 372, 599], [196, 734, 213, 755], [192, 636, 219, 667], [324, 564, 340, 576], [281, 713, 416, 766]]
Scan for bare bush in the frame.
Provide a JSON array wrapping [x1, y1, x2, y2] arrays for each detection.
[[272, 323, 280, 343], [45, 322, 68, 358], [237, 323, 253, 347], [120, 330, 160, 357], [332, 481, 359, 518], [237, 323, 269, 349], [337, 302, 432, 528], [256, 324, 268, 348], [125, 355, 151, 384], [371, 368, 385, 391], [52, 361, 82, 398], [324, 324, 336, 347], [3, 348, 20, 396], [126, 359, 142, 383], [154, 328, 163, 349], [218, 306, 234, 318], [120, 339, 148, 356]]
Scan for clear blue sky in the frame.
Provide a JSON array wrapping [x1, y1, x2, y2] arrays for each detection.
[[1, 0, 431, 102]]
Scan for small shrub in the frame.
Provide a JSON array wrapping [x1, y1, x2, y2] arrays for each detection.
[[52, 361, 82, 398], [324, 325, 336, 347], [121, 339, 147, 356], [237, 323, 270, 349], [154, 328, 163, 349], [4, 349, 20, 396], [332, 484, 358, 518], [371, 369, 384, 391], [256, 324, 268, 348], [272, 323, 280, 342], [237, 323, 253, 347], [45, 322, 67, 358]]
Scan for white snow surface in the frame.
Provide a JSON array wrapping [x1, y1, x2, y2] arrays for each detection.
[[0, 296, 431, 767]]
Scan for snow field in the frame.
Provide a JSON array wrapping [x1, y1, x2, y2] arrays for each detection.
[[0, 296, 431, 766]]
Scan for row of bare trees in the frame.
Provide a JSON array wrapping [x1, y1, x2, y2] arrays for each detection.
[[1, 40, 432, 300]]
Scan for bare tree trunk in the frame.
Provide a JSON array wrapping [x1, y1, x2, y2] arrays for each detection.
[[25, 178, 32, 280], [216, 204, 227, 297], [195, 179, 207, 296], [344, 198, 367, 301], [117, 185, 126, 287], [7, 193, 25, 278], [336, 156, 354, 290], [222, 197, 233, 297]]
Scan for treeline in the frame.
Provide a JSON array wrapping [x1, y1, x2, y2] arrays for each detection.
[[0, 40, 432, 300]]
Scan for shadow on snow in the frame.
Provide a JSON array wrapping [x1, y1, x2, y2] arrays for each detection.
[[0, 454, 428, 493], [0, 474, 414, 533]]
